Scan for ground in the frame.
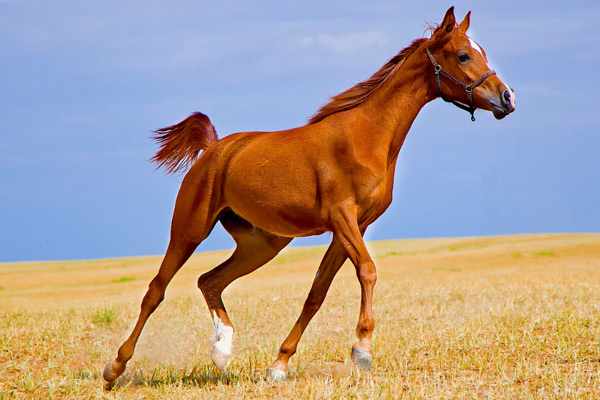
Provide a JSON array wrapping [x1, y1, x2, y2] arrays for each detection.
[[1, 233, 599, 399]]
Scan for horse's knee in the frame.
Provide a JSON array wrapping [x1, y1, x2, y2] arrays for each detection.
[[357, 262, 377, 286]]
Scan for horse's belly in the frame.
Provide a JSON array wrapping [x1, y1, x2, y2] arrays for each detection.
[[223, 169, 326, 237], [228, 197, 326, 237]]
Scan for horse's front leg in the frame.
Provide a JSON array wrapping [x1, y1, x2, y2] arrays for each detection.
[[266, 239, 348, 381], [330, 204, 377, 371]]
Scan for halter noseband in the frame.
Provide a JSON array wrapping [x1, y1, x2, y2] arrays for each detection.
[[425, 48, 496, 122]]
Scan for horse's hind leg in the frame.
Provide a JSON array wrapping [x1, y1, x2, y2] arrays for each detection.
[[198, 212, 291, 370], [102, 237, 199, 388], [103, 163, 221, 389]]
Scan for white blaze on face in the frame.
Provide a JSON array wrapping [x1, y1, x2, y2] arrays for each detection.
[[211, 311, 233, 355], [468, 38, 483, 56]]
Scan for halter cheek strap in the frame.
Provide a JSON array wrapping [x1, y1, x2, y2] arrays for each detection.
[[425, 48, 496, 122]]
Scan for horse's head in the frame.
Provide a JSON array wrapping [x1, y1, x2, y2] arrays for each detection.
[[426, 7, 516, 120]]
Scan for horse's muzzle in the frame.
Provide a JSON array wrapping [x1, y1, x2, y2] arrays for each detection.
[[490, 88, 516, 120]]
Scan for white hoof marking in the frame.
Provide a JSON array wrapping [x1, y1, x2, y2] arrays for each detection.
[[266, 367, 286, 383], [210, 312, 233, 368]]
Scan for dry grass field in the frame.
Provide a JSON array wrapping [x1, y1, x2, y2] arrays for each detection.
[[1, 233, 600, 399]]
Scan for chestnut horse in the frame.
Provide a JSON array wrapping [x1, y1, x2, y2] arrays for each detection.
[[103, 7, 515, 387]]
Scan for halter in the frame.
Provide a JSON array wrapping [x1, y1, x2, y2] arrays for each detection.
[[425, 48, 496, 121]]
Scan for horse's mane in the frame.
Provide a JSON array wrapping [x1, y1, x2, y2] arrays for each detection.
[[308, 24, 454, 125]]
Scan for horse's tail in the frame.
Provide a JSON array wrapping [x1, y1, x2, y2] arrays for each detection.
[[151, 112, 219, 174]]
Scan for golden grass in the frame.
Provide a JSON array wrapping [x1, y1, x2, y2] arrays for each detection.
[[1, 233, 600, 399]]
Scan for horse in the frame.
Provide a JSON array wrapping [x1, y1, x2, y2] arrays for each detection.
[[103, 6, 516, 388]]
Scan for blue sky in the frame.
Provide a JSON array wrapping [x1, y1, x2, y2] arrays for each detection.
[[1, 1, 599, 262]]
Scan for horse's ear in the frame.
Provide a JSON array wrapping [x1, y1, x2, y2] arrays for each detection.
[[459, 11, 471, 33], [440, 6, 456, 33]]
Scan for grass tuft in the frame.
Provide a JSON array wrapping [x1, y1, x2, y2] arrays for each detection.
[[534, 250, 556, 256], [111, 276, 136, 283], [379, 251, 403, 258], [90, 306, 119, 326]]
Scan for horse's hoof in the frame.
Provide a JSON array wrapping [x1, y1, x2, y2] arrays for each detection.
[[351, 347, 372, 371], [102, 358, 122, 391], [266, 367, 286, 383], [103, 357, 127, 389], [103, 358, 118, 382], [210, 345, 230, 370]]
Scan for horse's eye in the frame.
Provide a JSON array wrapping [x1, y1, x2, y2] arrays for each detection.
[[458, 53, 470, 62]]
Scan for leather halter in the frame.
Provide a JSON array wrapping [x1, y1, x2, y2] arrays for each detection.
[[425, 48, 496, 121]]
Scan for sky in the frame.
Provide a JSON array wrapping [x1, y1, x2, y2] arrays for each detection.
[[1, 0, 599, 262]]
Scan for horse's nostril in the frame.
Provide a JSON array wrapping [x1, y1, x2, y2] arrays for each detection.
[[501, 90, 513, 108]]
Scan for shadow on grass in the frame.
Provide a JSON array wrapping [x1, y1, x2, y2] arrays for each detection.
[[105, 363, 257, 391]]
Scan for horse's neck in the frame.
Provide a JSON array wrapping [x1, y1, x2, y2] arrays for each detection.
[[356, 56, 434, 164]]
